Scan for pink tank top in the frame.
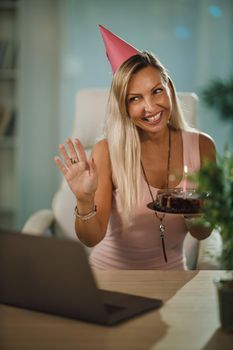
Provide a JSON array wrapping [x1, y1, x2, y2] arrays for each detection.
[[90, 131, 200, 270]]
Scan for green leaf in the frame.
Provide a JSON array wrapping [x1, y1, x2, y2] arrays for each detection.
[[196, 147, 233, 269]]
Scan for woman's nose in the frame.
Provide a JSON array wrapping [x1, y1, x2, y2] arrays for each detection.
[[144, 96, 154, 112]]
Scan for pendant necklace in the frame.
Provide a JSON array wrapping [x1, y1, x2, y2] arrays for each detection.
[[141, 126, 171, 263]]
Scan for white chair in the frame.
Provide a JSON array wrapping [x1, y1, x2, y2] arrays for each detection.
[[22, 89, 222, 270]]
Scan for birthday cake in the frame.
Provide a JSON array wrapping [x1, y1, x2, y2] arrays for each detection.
[[153, 188, 204, 214]]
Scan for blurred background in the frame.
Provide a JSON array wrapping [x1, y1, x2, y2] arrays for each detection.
[[0, 0, 232, 230]]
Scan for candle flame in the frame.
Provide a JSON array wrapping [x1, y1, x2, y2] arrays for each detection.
[[184, 165, 188, 174]]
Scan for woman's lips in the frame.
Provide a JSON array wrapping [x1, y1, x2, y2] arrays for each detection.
[[141, 111, 163, 125]]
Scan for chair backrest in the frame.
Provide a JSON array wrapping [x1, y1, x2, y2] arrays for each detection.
[[52, 89, 199, 268], [71, 89, 108, 154]]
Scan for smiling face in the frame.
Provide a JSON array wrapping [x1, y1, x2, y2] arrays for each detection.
[[126, 66, 172, 136]]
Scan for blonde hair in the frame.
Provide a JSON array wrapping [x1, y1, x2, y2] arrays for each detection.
[[104, 51, 193, 225]]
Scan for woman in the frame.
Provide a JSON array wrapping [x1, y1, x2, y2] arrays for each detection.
[[54, 26, 216, 269]]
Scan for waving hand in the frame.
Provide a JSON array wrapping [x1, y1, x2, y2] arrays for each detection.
[[54, 138, 98, 203]]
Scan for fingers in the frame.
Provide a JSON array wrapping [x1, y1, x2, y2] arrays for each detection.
[[74, 138, 87, 162], [58, 138, 79, 167], [54, 156, 68, 175], [66, 138, 79, 163], [55, 138, 88, 173], [58, 138, 87, 166], [58, 143, 73, 167]]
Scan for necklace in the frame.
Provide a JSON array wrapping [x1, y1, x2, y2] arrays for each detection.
[[141, 126, 171, 263]]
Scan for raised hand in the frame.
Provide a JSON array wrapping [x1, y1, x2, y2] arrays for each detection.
[[54, 138, 98, 203]]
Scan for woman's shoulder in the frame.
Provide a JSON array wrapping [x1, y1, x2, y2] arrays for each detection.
[[92, 138, 111, 167], [92, 138, 109, 156], [181, 129, 216, 163], [198, 131, 215, 145], [183, 129, 215, 146], [198, 132, 216, 164]]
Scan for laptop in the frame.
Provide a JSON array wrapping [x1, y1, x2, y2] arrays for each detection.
[[0, 230, 162, 326]]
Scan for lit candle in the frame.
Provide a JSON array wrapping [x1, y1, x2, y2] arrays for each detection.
[[183, 165, 188, 196]]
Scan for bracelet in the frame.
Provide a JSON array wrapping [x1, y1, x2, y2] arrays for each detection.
[[74, 205, 97, 221]]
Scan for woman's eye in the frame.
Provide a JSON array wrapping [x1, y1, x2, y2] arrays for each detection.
[[153, 88, 163, 94], [128, 96, 140, 103]]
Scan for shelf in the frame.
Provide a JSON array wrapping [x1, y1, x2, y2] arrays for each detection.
[[0, 0, 18, 232], [0, 205, 15, 213], [0, 70, 17, 80], [0, 1, 18, 11], [0, 207, 16, 230], [0, 136, 16, 148]]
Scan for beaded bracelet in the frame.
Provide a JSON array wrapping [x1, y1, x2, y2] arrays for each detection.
[[74, 205, 97, 221]]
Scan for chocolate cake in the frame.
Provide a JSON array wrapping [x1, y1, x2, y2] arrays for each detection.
[[153, 188, 204, 214]]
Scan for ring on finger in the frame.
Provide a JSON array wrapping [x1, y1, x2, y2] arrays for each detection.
[[70, 157, 78, 165]]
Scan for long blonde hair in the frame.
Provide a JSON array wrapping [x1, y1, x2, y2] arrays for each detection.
[[104, 51, 192, 225]]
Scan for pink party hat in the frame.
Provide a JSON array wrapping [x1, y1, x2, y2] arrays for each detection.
[[99, 25, 139, 73]]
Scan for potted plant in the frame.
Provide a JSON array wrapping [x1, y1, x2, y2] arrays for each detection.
[[196, 148, 233, 332], [202, 77, 233, 124]]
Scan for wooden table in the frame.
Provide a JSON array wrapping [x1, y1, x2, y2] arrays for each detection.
[[0, 270, 232, 350]]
